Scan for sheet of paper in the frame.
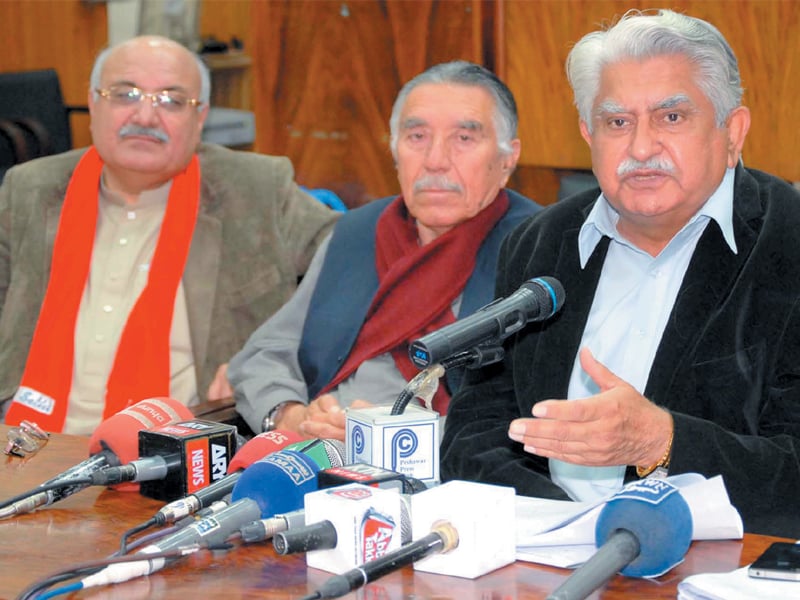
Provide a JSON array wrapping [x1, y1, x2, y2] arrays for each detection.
[[678, 565, 800, 600], [514, 474, 743, 570]]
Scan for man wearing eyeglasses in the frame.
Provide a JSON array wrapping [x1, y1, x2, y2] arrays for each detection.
[[0, 35, 338, 435]]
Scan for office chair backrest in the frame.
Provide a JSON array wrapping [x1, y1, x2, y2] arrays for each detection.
[[0, 69, 81, 181]]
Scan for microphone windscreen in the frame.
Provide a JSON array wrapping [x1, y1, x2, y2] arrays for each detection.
[[228, 430, 304, 473], [231, 449, 321, 518], [286, 439, 346, 469], [88, 397, 193, 466], [594, 479, 693, 577]]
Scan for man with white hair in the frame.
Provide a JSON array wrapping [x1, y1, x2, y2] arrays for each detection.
[[223, 60, 542, 441], [440, 9, 800, 538], [1, 35, 337, 434]]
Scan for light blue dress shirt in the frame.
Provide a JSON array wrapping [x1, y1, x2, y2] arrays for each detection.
[[550, 168, 738, 502]]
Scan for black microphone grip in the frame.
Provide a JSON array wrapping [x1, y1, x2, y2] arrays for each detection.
[[273, 520, 337, 555], [312, 521, 458, 599], [0, 449, 118, 518], [41, 449, 118, 500], [409, 276, 564, 368]]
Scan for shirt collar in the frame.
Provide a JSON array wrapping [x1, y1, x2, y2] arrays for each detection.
[[577, 167, 737, 267]]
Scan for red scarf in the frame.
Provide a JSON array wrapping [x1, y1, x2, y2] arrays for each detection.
[[321, 191, 509, 414], [5, 147, 200, 432]]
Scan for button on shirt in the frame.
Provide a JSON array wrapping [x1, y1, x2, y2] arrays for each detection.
[[550, 167, 738, 502], [64, 178, 198, 435]]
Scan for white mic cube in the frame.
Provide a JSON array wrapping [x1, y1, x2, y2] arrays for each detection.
[[411, 480, 516, 578], [304, 482, 407, 574], [345, 404, 439, 485]]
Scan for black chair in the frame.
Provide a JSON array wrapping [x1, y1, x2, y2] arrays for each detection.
[[0, 69, 88, 182]]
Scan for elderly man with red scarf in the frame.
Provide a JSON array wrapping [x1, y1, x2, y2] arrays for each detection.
[[215, 61, 542, 440]]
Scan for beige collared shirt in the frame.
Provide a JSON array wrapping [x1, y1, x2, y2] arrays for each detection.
[[63, 177, 197, 435]]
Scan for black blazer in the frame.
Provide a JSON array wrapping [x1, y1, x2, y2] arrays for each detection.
[[441, 166, 800, 537]]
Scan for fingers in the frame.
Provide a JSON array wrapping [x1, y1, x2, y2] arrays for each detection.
[[301, 396, 374, 442], [350, 399, 374, 409], [301, 419, 346, 442], [206, 363, 233, 401], [510, 384, 666, 466], [579, 347, 622, 392], [306, 395, 346, 427], [509, 416, 603, 461], [275, 402, 309, 435], [313, 394, 343, 413]]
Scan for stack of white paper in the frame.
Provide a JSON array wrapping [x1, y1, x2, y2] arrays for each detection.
[[514, 473, 743, 571], [678, 565, 800, 599]]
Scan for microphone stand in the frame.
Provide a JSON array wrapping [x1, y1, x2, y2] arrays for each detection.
[[391, 344, 505, 415]]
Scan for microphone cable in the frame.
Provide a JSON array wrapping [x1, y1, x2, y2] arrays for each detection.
[[115, 498, 232, 556], [0, 477, 94, 518], [391, 349, 488, 415], [14, 546, 207, 600], [117, 516, 159, 555]]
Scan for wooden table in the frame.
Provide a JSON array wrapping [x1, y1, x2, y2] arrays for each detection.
[[0, 424, 784, 600]]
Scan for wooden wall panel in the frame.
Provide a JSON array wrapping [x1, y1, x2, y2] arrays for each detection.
[[247, 0, 486, 206], [199, 0, 252, 50], [500, 0, 800, 183], [0, 0, 107, 149]]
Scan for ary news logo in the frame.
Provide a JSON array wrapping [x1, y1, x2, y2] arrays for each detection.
[[210, 442, 228, 481], [174, 420, 215, 430], [351, 424, 366, 455], [360, 508, 396, 562], [187, 440, 228, 489], [390, 428, 418, 473], [159, 420, 217, 439]]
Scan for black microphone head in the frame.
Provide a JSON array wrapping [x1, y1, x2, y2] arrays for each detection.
[[521, 276, 565, 320], [408, 275, 565, 369]]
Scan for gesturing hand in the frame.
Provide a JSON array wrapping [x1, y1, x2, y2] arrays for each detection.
[[508, 347, 673, 467]]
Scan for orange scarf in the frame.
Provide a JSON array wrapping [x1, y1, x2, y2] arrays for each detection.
[[321, 191, 509, 414], [5, 147, 200, 432]]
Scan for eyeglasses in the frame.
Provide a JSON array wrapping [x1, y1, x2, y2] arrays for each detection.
[[4, 420, 49, 458], [95, 84, 203, 113]]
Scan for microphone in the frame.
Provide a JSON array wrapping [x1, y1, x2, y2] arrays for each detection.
[[546, 478, 693, 600], [317, 463, 427, 494], [306, 520, 459, 599], [239, 508, 306, 544], [284, 438, 346, 471], [153, 429, 304, 524], [78, 449, 325, 589], [273, 482, 410, 571], [0, 397, 192, 518], [408, 276, 565, 368], [85, 419, 238, 502], [230, 440, 344, 517], [273, 519, 338, 555]]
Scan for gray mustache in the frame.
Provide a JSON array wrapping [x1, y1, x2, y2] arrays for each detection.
[[617, 157, 675, 176], [413, 176, 462, 193], [119, 125, 170, 143]]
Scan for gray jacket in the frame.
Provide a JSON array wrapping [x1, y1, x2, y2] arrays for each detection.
[[0, 143, 338, 409]]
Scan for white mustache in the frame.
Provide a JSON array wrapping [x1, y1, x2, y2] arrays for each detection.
[[413, 175, 462, 193], [617, 157, 675, 176], [119, 125, 170, 143]]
